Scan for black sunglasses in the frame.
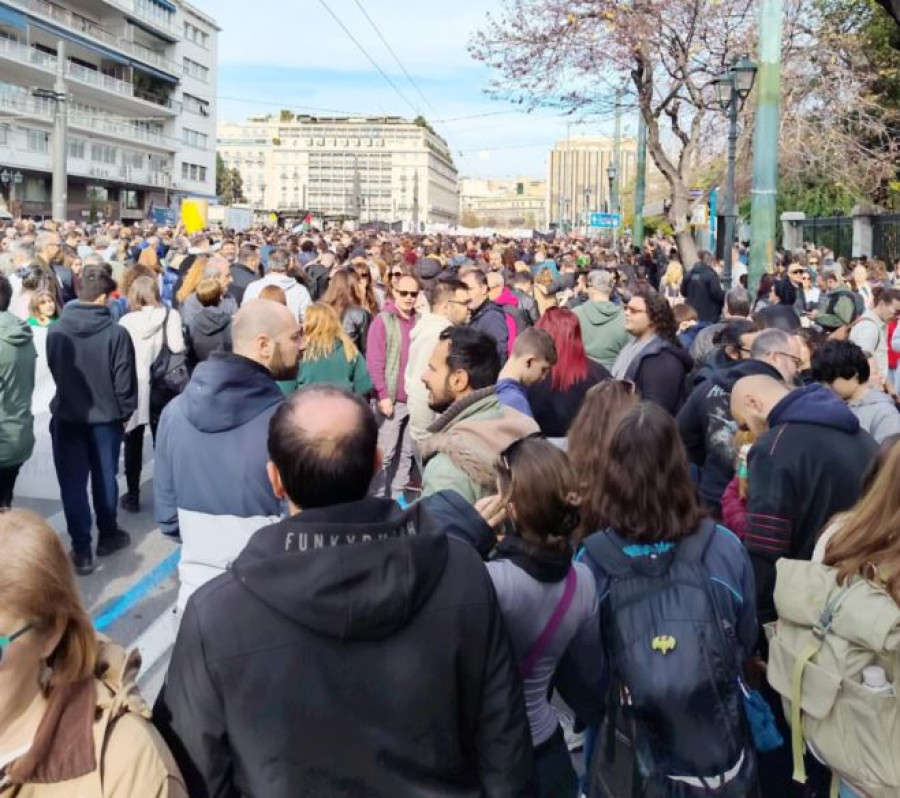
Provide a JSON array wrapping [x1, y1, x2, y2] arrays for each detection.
[[396, 289, 419, 299], [0, 624, 32, 662]]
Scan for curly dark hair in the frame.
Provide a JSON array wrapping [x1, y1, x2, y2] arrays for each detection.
[[811, 340, 870, 385], [634, 288, 678, 344], [591, 401, 703, 543]]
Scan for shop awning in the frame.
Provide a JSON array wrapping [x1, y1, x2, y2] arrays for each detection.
[[0, 4, 27, 30]]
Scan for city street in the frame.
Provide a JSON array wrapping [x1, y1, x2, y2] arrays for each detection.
[[17, 449, 177, 704]]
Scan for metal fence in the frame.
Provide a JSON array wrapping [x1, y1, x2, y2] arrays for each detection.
[[873, 214, 900, 265], [797, 216, 854, 259]]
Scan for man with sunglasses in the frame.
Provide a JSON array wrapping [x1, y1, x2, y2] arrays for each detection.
[[366, 274, 420, 498]]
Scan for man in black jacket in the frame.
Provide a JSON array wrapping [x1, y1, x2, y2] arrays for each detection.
[[463, 269, 509, 362], [47, 264, 137, 575], [731, 375, 877, 624], [228, 243, 262, 306], [153, 384, 532, 798], [682, 250, 725, 322]]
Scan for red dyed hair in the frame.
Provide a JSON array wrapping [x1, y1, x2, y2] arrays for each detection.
[[536, 307, 589, 391]]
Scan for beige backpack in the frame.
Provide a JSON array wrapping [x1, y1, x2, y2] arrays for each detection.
[[765, 559, 900, 798]]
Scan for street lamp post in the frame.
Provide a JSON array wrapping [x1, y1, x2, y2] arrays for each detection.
[[607, 163, 618, 250], [714, 54, 757, 289], [584, 190, 591, 235], [1, 169, 23, 217], [563, 198, 571, 235]]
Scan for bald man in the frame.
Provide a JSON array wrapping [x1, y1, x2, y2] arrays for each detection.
[[731, 374, 877, 624], [154, 299, 304, 612], [154, 385, 533, 798]]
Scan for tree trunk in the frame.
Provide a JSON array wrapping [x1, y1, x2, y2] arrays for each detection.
[[670, 192, 699, 268]]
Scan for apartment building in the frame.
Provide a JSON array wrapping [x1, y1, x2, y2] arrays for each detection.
[[459, 176, 547, 230], [0, 0, 218, 221], [218, 115, 460, 229], [547, 136, 638, 230]]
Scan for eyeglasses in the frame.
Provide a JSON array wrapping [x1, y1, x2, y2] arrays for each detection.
[[499, 432, 545, 471], [774, 350, 803, 366], [396, 289, 419, 299], [0, 624, 32, 662]]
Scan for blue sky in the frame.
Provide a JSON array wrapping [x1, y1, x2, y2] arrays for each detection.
[[199, 0, 628, 179]]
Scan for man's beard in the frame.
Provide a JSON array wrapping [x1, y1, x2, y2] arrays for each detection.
[[269, 342, 298, 382], [426, 377, 454, 414]]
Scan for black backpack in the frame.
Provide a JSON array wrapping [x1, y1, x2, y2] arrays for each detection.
[[149, 308, 191, 423], [584, 520, 754, 795]]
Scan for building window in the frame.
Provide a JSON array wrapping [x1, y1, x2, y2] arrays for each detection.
[[198, 166, 207, 182], [124, 150, 144, 169], [68, 138, 85, 159], [25, 128, 49, 153], [181, 162, 207, 182], [183, 128, 208, 149], [86, 185, 108, 202], [121, 189, 140, 209], [183, 57, 209, 82], [183, 93, 210, 117], [135, 0, 173, 25], [0, 126, 8, 145], [184, 22, 209, 47], [90, 143, 117, 164]]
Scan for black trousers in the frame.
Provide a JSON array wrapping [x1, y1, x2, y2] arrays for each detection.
[[123, 421, 158, 496], [0, 464, 22, 508]]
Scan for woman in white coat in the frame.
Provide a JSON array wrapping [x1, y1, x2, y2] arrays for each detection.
[[118, 276, 185, 513]]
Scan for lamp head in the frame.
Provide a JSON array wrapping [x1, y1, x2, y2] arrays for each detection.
[[732, 54, 758, 99]]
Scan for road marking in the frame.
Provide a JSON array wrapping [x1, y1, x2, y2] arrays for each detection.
[[129, 601, 178, 692], [93, 549, 180, 632]]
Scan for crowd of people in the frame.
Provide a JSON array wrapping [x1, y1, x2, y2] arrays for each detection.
[[0, 216, 898, 797]]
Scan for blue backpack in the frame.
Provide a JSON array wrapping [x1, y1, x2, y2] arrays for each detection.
[[583, 521, 755, 796]]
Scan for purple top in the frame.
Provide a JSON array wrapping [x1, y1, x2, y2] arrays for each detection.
[[365, 301, 416, 403]]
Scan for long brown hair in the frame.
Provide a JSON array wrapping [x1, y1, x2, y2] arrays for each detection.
[[176, 255, 209, 303], [497, 437, 580, 555], [823, 435, 900, 603], [592, 401, 703, 542], [0, 510, 97, 690], [322, 268, 358, 320], [568, 381, 641, 539]]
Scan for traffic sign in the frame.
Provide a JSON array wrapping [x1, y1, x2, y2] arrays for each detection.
[[589, 212, 621, 229]]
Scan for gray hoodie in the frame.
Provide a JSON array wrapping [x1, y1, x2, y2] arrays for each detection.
[[848, 388, 900, 444]]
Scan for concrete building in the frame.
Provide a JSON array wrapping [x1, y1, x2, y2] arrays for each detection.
[[548, 136, 637, 230], [458, 176, 547, 230], [0, 0, 218, 221], [217, 115, 459, 229]]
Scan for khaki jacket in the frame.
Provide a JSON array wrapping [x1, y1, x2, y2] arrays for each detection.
[[0, 641, 186, 798]]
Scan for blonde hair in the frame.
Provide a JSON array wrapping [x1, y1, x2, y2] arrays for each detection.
[[303, 303, 358, 363], [176, 255, 208, 303], [137, 246, 160, 272], [662, 261, 684, 287], [0, 510, 97, 689], [258, 284, 287, 305], [196, 277, 224, 307]]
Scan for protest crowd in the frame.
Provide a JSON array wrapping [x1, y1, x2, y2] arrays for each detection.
[[0, 217, 898, 797]]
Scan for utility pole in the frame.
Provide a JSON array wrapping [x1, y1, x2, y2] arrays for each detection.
[[33, 40, 69, 222], [611, 89, 622, 249], [633, 111, 648, 250], [748, 0, 784, 294]]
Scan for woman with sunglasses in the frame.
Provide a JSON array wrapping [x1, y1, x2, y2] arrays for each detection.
[[481, 436, 603, 798], [0, 509, 186, 797]]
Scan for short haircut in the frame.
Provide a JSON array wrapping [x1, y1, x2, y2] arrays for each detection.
[[875, 287, 900, 306], [78, 264, 116, 302], [127, 275, 160, 309], [0, 273, 11, 311], [751, 328, 795, 359], [438, 325, 501, 388], [258, 284, 287, 305], [587, 269, 615, 294], [822, 265, 842, 282], [431, 277, 467, 306], [238, 243, 259, 262], [463, 269, 488, 288], [812, 340, 870, 384], [511, 272, 533, 288], [35, 231, 59, 250], [196, 277, 224, 307], [268, 386, 377, 509], [486, 271, 504, 289], [725, 287, 750, 317], [267, 248, 291, 272], [512, 326, 557, 364], [673, 304, 698, 324]]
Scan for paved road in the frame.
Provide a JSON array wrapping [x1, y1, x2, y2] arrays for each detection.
[[17, 454, 178, 704]]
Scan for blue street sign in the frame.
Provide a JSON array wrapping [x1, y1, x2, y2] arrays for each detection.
[[589, 212, 621, 229], [151, 207, 177, 226]]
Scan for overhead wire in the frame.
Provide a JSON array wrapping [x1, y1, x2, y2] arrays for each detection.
[[314, 0, 420, 116], [349, 0, 434, 112]]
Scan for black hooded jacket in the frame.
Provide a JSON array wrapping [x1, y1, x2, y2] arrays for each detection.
[[186, 306, 232, 364], [46, 302, 137, 424], [626, 337, 694, 415], [681, 262, 725, 322], [744, 384, 878, 623], [153, 491, 532, 798], [677, 357, 783, 514]]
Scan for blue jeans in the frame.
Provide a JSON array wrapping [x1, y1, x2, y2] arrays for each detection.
[[51, 418, 123, 555]]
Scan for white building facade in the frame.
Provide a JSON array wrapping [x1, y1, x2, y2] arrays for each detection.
[[459, 176, 547, 230], [0, 0, 218, 221], [218, 115, 459, 229]]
